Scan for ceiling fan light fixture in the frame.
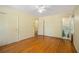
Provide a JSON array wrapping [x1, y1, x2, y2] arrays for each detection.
[[35, 5, 46, 13], [38, 8, 46, 13]]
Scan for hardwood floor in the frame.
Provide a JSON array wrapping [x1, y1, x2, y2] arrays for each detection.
[[0, 35, 76, 53]]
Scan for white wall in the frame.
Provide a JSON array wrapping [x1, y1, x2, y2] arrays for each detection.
[[0, 7, 18, 46], [18, 12, 37, 40], [74, 6, 79, 52], [0, 6, 37, 46], [38, 15, 62, 37]]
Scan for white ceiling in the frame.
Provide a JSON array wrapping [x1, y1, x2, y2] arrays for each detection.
[[9, 5, 75, 16]]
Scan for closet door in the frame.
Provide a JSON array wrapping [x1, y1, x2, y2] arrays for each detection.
[[38, 19, 53, 36], [38, 19, 44, 35], [38, 17, 62, 37], [44, 19, 54, 36], [0, 13, 18, 46]]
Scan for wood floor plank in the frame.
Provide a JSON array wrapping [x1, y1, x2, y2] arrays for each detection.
[[0, 35, 76, 53]]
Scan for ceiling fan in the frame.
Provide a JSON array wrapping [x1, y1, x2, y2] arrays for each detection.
[[35, 5, 48, 13]]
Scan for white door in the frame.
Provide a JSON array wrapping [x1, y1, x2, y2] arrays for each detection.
[[38, 19, 53, 36], [38, 18, 62, 37], [0, 14, 18, 46]]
